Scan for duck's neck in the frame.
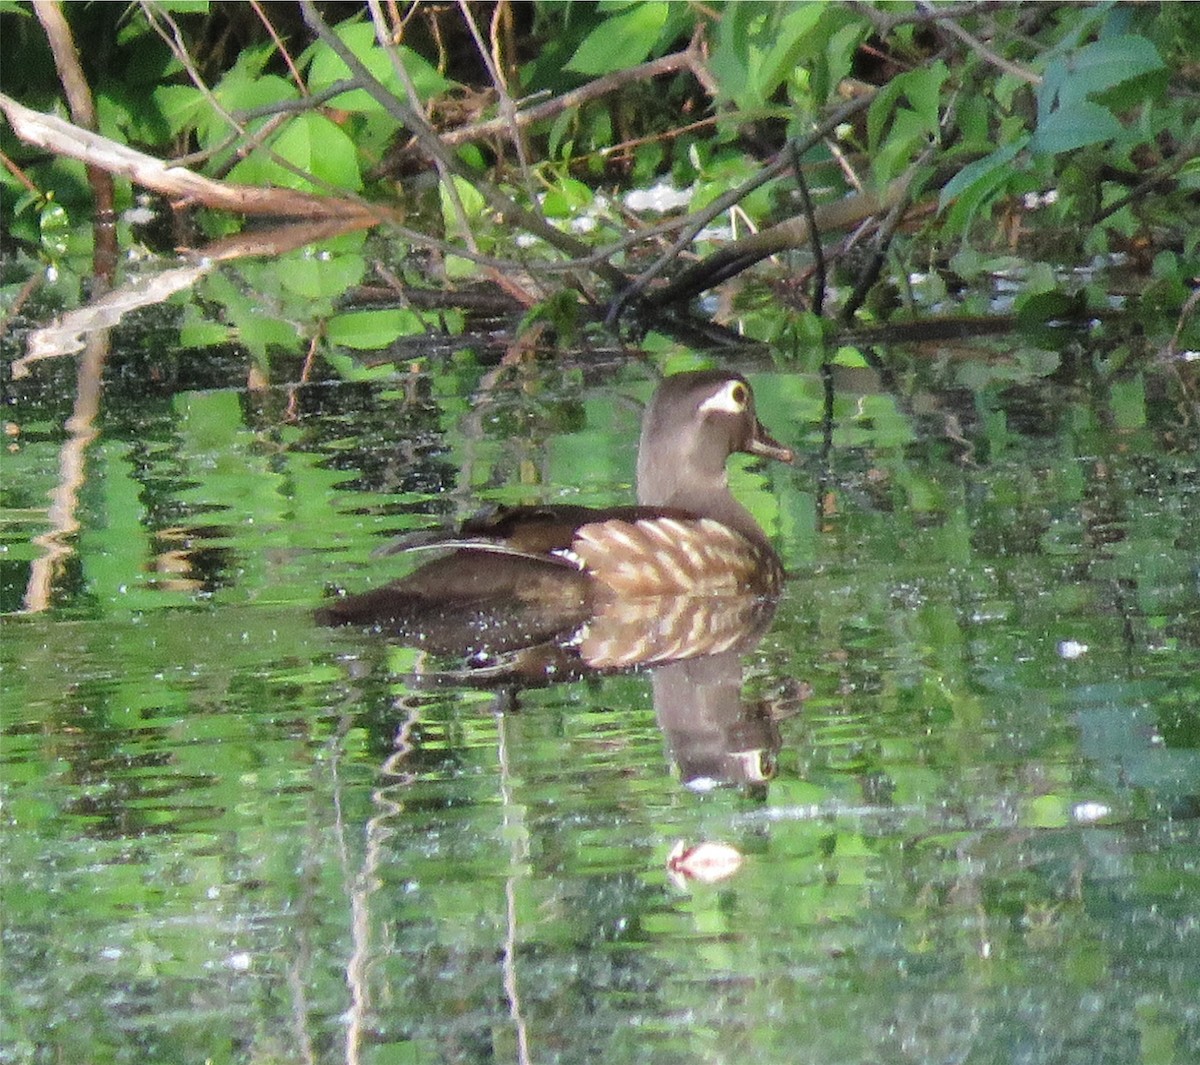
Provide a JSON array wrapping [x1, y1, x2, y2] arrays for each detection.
[[637, 462, 768, 545]]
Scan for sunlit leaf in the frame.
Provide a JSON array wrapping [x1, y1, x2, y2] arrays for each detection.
[[151, 85, 209, 136], [278, 253, 366, 300], [38, 201, 69, 258], [227, 112, 362, 192], [567, 3, 668, 75]]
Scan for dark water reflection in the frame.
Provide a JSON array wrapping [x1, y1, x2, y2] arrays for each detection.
[[2, 345, 1199, 1064]]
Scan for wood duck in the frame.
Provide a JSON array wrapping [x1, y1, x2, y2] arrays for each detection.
[[316, 370, 794, 650]]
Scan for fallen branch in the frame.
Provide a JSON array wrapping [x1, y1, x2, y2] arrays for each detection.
[[0, 92, 390, 221]]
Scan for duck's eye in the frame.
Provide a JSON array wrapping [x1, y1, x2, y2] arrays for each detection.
[[700, 380, 749, 415]]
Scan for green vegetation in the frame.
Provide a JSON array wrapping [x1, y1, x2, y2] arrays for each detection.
[[2, 1, 1198, 358]]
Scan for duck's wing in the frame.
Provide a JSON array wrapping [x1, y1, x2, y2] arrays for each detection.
[[372, 503, 681, 562], [572, 517, 782, 596]]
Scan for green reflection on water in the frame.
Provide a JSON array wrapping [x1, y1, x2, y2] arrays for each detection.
[[2, 346, 1198, 1065]]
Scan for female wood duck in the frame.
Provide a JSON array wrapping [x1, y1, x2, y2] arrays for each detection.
[[316, 370, 794, 654]]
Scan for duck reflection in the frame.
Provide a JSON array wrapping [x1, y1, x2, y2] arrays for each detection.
[[652, 650, 779, 792], [319, 584, 793, 791]]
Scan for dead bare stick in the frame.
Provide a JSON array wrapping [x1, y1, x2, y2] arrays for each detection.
[[0, 93, 389, 221], [14, 264, 214, 380]]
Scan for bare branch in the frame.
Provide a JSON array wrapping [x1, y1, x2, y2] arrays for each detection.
[[0, 93, 387, 221]]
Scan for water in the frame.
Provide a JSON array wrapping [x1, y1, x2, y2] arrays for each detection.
[[2, 325, 1199, 1064]]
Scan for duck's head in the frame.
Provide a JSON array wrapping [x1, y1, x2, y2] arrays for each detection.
[[636, 370, 793, 514]]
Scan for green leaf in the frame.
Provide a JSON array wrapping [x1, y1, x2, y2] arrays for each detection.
[[150, 1, 208, 12], [327, 309, 427, 349], [1110, 375, 1146, 431], [567, 3, 669, 75], [278, 253, 366, 301], [709, 4, 758, 106], [200, 71, 298, 156], [304, 20, 453, 110], [903, 60, 949, 136], [1030, 100, 1123, 155], [178, 306, 233, 349], [542, 177, 594, 217], [322, 351, 398, 380], [868, 61, 947, 156], [752, 4, 825, 105], [1031, 35, 1164, 156], [1025, 794, 1069, 829], [872, 107, 929, 185], [237, 313, 301, 360], [39, 201, 70, 259], [1039, 35, 1164, 118], [1015, 289, 1084, 327], [227, 112, 362, 192], [151, 85, 209, 137], [216, 71, 298, 116], [817, 18, 866, 103], [939, 139, 1026, 212], [439, 175, 487, 237]]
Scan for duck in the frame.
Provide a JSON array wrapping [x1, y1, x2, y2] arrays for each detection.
[[316, 369, 794, 656]]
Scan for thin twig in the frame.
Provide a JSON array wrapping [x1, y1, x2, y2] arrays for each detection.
[[1095, 137, 1200, 224], [458, 0, 536, 195], [840, 148, 934, 323], [143, 4, 362, 197], [920, 2, 1041, 85], [791, 141, 826, 316], [367, 0, 477, 251], [850, 1, 997, 35], [249, 0, 307, 94], [438, 49, 697, 147]]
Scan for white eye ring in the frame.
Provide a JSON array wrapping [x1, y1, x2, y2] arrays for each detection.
[[699, 380, 748, 415]]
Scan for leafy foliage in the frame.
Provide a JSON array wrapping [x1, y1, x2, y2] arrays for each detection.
[[1, 1, 1198, 368]]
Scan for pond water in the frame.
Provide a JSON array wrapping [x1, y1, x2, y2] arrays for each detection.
[[2, 312, 1199, 1065]]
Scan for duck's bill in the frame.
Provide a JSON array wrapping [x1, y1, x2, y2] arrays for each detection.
[[748, 423, 794, 463]]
